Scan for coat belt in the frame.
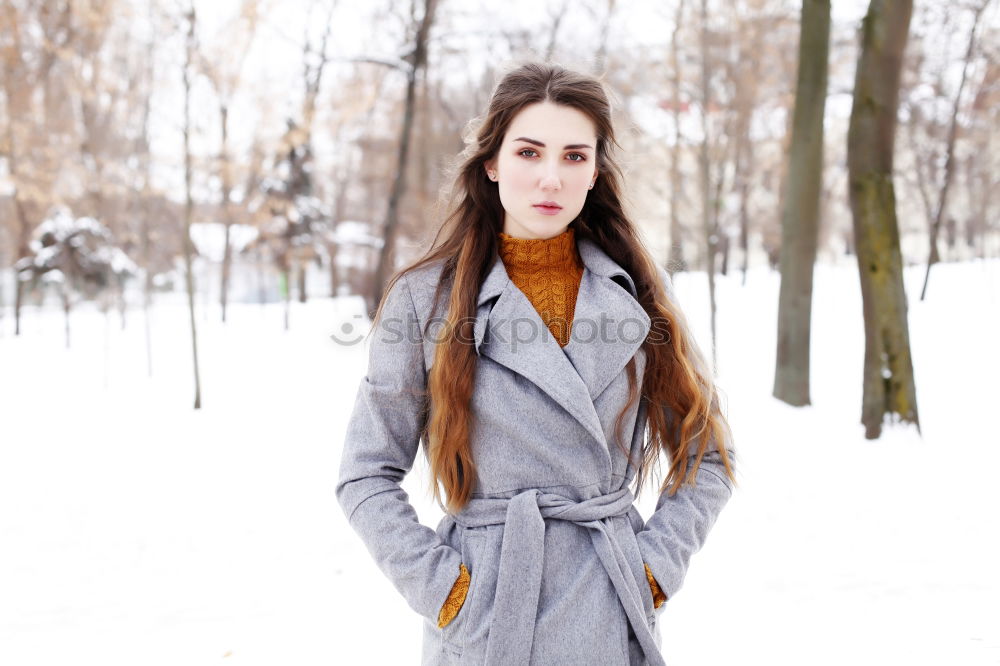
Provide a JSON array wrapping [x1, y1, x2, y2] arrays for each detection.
[[453, 488, 666, 666]]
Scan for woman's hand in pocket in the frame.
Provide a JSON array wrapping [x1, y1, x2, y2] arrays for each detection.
[[644, 562, 667, 609], [437, 563, 471, 628]]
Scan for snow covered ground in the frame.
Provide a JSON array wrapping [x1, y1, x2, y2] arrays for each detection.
[[1, 259, 998, 665]]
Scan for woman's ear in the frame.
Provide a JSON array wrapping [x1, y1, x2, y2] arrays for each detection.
[[484, 161, 497, 182]]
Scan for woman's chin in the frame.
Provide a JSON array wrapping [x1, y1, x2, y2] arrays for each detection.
[[506, 218, 570, 240]]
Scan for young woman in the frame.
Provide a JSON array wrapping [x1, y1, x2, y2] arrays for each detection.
[[336, 62, 738, 666]]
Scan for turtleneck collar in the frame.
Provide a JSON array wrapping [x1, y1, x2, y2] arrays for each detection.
[[497, 226, 582, 274]]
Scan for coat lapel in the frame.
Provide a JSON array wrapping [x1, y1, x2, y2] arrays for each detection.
[[472, 236, 650, 448], [564, 238, 650, 400]]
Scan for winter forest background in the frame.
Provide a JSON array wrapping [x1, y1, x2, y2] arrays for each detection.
[[1, 0, 998, 664]]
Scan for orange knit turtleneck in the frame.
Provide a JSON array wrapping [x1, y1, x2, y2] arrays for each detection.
[[497, 226, 584, 347]]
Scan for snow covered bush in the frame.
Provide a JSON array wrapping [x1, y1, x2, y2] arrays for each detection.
[[15, 207, 137, 344]]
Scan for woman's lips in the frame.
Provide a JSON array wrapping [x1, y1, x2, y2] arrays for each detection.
[[533, 204, 563, 215]]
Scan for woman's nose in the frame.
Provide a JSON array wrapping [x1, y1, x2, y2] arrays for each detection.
[[539, 165, 561, 191]]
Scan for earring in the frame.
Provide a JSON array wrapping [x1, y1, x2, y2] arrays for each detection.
[[588, 182, 595, 189], [488, 171, 497, 181]]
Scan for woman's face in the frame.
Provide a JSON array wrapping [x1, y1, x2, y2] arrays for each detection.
[[485, 101, 598, 240]]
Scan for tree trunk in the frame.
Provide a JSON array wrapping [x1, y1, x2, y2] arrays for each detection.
[[219, 103, 234, 323], [142, 212, 153, 378], [139, 1, 155, 378], [734, 12, 765, 287], [327, 241, 340, 298], [0, 281, 4, 339], [544, 0, 568, 61], [298, 258, 307, 304], [256, 246, 267, 306], [847, 0, 918, 439], [738, 150, 751, 286], [903, 107, 938, 245], [12, 195, 30, 337], [966, 63, 996, 261], [667, 0, 687, 275], [61, 286, 71, 349], [919, 0, 989, 300], [282, 267, 290, 331], [773, 0, 830, 407], [593, 0, 617, 75], [103, 295, 112, 389], [0, 229, 5, 336], [967, 147, 992, 261], [5, 120, 32, 337], [117, 276, 126, 331], [698, 0, 717, 373], [182, 5, 203, 409], [733, 112, 751, 286], [371, 0, 438, 313]]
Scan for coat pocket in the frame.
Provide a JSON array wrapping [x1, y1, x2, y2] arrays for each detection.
[[621, 511, 659, 622], [441, 529, 487, 655]]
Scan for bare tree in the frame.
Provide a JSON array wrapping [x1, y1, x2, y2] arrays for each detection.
[[963, 59, 1000, 259], [133, 0, 158, 377], [72, 1, 140, 332], [291, 0, 335, 306], [1, 1, 74, 336], [245, 1, 336, 330], [593, 0, 618, 74], [181, 3, 203, 409], [917, 0, 992, 299], [773, 0, 830, 407], [847, 0, 918, 438], [731, 2, 786, 286], [698, 0, 719, 371], [322, 69, 387, 300], [544, 0, 570, 62], [201, 0, 260, 322], [0, 225, 5, 334], [666, 0, 687, 275], [370, 0, 439, 313], [74, 1, 121, 231]]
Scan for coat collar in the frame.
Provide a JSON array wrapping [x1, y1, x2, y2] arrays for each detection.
[[472, 236, 650, 448], [475, 236, 638, 307]]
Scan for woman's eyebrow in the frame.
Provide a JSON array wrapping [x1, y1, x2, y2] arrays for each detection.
[[512, 136, 593, 150]]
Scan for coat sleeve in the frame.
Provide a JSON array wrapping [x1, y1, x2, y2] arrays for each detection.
[[635, 266, 737, 602], [335, 273, 464, 623]]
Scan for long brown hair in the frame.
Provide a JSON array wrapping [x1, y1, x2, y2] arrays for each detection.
[[373, 62, 737, 513]]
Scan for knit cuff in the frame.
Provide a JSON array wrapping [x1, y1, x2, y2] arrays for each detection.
[[437, 563, 470, 628], [644, 562, 668, 609]]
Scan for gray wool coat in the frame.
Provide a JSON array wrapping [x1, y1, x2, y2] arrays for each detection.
[[336, 237, 736, 666]]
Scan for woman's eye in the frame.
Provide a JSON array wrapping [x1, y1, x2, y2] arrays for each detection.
[[517, 149, 586, 162]]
